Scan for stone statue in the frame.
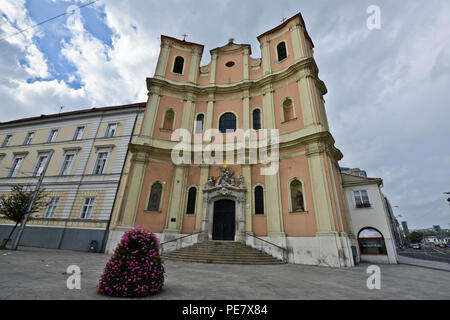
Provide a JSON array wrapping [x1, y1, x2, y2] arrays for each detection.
[[205, 176, 214, 189], [216, 167, 234, 186], [237, 174, 246, 189], [296, 190, 304, 211]]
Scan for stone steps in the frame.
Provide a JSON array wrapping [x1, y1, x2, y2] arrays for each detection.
[[163, 240, 285, 265]]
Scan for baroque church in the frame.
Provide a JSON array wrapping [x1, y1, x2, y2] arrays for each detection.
[[105, 13, 358, 267]]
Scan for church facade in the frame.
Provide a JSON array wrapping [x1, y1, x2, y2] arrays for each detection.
[[106, 13, 357, 267]]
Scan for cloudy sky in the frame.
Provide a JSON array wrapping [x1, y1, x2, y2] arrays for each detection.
[[0, 0, 449, 229]]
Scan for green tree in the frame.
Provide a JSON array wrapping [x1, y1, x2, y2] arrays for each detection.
[[0, 185, 46, 248], [409, 231, 423, 244]]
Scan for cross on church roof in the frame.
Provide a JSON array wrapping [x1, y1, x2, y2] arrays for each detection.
[[182, 33, 188, 41], [281, 17, 287, 23]]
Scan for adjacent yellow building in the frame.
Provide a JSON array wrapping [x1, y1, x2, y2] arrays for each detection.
[[0, 103, 145, 252]]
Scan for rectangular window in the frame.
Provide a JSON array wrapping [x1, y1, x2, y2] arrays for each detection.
[[47, 129, 58, 143], [23, 132, 34, 145], [73, 126, 85, 141], [44, 197, 59, 218], [93, 152, 108, 175], [60, 153, 75, 175], [2, 134, 12, 147], [33, 154, 48, 177], [80, 197, 95, 219], [105, 123, 117, 137], [353, 190, 371, 208], [9, 156, 24, 177]]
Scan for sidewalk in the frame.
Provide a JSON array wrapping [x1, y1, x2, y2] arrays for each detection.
[[398, 255, 450, 272], [1, 246, 450, 299]]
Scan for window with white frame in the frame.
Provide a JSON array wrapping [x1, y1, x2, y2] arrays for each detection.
[[33, 154, 49, 177], [105, 123, 117, 137], [47, 129, 58, 143], [353, 190, 371, 208], [93, 151, 108, 175], [73, 126, 85, 141], [23, 132, 34, 145], [44, 197, 59, 218], [8, 156, 24, 177], [60, 153, 75, 175], [79, 197, 95, 219], [2, 134, 12, 147]]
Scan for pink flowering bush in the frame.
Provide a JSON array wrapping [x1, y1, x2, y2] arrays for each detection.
[[97, 227, 165, 297]]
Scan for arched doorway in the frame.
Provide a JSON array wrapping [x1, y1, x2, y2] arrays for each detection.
[[212, 199, 235, 240], [358, 227, 387, 255]]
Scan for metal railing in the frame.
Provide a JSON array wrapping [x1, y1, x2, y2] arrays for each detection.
[[159, 231, 202, 256], [245, 232, 288, 263]]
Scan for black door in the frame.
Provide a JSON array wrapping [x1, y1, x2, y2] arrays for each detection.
[[212, 200, 235, 240]]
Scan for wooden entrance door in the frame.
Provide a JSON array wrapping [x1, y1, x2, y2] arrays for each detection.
[[212, 200, 235, 240]]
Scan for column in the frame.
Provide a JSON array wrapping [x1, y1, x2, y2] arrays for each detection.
[[243, 48, 249, 80], [195, 165, 209, 232], [260, 38, 271, 75], [242, 164, 252, 233], [306, 142, 337, 235], [164, 165, 188, 233], [189, 48, 201, 83], [205, 94, 214, 131], [140, 86, 161, 138], [210, 53, 218, 84], [242, 90, 250, 130], [297, 70, 318, 127], [155, 42, 171, 78], [181, 93, 196, 133], [289, 22, 305, 60], [118, 150, 148, 228]]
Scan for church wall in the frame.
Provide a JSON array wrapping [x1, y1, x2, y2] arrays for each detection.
[[152, 94, 184, 140], [272, 76, 304, 133], [215, 52, 245, 84], [279, 154, 317, 237], [212, 98, 243, 129], [164, 46, 192, 83], [134, 161, 174, 233], [181, 166, 201, 234], [267, 29, 296, 73]]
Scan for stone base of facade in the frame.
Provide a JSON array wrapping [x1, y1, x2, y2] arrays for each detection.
[[0, 224, 108, 253], [106, 229, 358, 268]]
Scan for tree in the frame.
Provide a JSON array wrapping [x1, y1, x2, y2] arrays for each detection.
[[0, 185, 46, 248], [409, 231, 423, 244]]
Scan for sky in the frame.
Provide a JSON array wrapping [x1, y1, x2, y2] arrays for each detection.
[[0, 0, 449, 230]]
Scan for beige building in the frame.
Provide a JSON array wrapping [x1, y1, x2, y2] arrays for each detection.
[[341, 169, 398, 264], [0, 103, 145, 252]]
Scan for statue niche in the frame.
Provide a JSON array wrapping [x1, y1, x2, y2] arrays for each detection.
[[290, 179, 305, 212]]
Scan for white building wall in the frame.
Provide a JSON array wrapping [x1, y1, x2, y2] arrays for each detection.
[[344, 183, 398, 264]]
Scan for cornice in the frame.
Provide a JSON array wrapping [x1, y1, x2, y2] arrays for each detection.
[[146, 56, 326, 97]]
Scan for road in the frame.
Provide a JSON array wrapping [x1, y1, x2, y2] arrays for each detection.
[[398, 244, 450, 264]]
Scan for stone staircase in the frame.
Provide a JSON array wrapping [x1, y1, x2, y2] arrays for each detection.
[[163, 240, 285, 265]]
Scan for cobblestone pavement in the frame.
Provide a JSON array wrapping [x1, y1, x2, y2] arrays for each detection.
[[1, 246, 449, 300]]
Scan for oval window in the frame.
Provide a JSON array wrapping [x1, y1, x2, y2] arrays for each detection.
[[225, 61, 235, 67]]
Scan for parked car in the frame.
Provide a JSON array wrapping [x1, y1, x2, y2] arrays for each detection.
[[412, 243, 421, 249]]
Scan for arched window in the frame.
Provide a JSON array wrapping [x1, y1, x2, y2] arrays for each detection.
[[163, 109, 175, 130], [358, 228, 387, 255], [254, 186, 264, 215], [186, 187, 197, 214], [148, 182, 163, 211], [283, 98, 294, 122], [173, 56, 184, 74], [195, 114, 204, 134], [277, 42, 287, 61], [252, 109, 261, 130], [219, 112, 236, 133], [290, 179, 305, 212]]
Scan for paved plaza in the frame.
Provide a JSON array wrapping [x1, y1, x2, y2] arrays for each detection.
[[0, 246, 449, 300]]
